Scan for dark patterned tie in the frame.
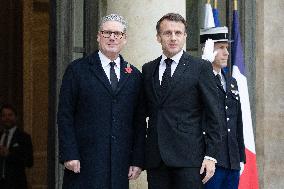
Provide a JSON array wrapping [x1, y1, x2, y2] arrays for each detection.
[[160, 58, 173, 94], [216, 74, 224, 90], [2, 130, 9, 147], [109, 62, 118, 91]]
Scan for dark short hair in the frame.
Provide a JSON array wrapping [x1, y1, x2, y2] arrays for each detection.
[[156, 13, 187, 33], [0, 103, 17, 116]]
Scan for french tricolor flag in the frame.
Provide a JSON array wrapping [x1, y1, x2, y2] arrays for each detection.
[[231, 4, 260, 189]]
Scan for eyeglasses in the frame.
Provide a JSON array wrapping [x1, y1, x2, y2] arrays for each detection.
[[160, 31, 185, 38], [100, 30, 125, 39]]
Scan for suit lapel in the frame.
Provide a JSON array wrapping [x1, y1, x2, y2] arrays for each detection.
[[8, 128, 18, 150], [115, 57, 131, 95], [88, 52, 114, 95], [160, 52, 189, 104], [151, 56, 162, 103], [223, 70, 230, 94]]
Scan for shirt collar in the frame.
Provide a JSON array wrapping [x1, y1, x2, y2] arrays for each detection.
[[98, 51, 121, 68], [160, 50, 184, 65], [213, 69, 222, 76], [3, 126, 17, 134]]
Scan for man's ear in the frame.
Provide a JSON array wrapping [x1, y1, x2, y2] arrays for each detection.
[[123, 34, 127, 45], [156, 34, 161, 43], [97, 33, 100, 43]]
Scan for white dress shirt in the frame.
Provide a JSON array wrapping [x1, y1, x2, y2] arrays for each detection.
[[158, 50, 183, 84], [98, 51, 121, 82]]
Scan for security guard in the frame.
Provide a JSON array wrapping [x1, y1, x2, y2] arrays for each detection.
[[201, 27, 246, 189]]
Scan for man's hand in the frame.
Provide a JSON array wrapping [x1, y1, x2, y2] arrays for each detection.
[[202, 39, 217, 63], [64, 160, 80, 173], [128, 166, 142, 180], [0, 146, 9, 157], [200, 159, 216, 184]]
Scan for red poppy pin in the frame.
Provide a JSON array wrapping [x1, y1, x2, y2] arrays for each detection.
[[125, 63, 132, 74]]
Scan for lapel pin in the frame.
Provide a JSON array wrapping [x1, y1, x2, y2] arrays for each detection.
[[125, 63, 132, 74]]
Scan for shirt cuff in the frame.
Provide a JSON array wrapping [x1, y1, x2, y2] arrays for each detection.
[[204, 156, 217, 163]]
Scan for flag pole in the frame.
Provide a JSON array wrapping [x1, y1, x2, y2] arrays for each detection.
[[234, 0, 238, 11], [214, 0, 218, 9]]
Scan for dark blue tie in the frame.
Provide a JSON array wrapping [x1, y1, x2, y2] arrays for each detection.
[[2, 130, 9, 147], [110, 62, 118, 91], [160, 58, 173, 95]]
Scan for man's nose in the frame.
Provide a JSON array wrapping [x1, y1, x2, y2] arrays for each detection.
[[224, 49, 229, 55], [109, 33, 116, 40]]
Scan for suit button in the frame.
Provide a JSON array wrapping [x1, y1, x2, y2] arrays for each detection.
[[225, 95, 228, 99], [228, 129, 231, 132], [227, 117, 230, 121], [225, 106, 228, 110], [203, 131, 206, 135], [111, 136, 116, 140]]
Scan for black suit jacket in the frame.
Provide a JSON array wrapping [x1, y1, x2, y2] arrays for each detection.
[[0, 127, 33, 189], [213, 71, 246, 170], [142, 51, 221, 169]]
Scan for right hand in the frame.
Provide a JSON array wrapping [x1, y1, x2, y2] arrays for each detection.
[[200, 159, 216, 184], [202, 39, 217, 63], [64, 160, 81, 173]]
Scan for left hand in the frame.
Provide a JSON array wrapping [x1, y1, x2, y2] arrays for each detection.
[[200, 159, 216, 184], [0, 146, 9, 157], [128, 166, 142, 180]]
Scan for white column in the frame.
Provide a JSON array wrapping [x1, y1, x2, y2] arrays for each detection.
[[106, 0, 186, 70]]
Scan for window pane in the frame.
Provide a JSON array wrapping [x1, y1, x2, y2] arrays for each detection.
[[73, 0, 84, 48], [73, 52, 84, 60], [186, 0, 199, 52]]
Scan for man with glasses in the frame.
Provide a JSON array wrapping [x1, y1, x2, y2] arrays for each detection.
[[142, 13, 221, 189], [57, 14, 146, 189]]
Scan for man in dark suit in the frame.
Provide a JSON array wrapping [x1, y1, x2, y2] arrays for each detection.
[[0, 104, 33, 189], [201, 27, 246, 189], [142, 13, 221, 189], [57, 14, 146, 189]]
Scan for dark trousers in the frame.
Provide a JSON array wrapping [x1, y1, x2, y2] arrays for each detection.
[[147, 162, 204, 189], [205, 166, 240, 189], [0, 178, 27, 189]]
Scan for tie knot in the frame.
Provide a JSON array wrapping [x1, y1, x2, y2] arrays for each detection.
[[164, 58, 173, 67], [110, 61, 116, 68]]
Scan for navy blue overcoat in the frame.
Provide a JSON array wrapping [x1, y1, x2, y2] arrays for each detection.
[[57, 51, 146, 189]]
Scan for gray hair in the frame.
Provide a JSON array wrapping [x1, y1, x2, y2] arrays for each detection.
[[99, 14, 128, 33]]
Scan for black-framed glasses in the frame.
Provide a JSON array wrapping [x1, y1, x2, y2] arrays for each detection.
[[100, 30, 125, 39]]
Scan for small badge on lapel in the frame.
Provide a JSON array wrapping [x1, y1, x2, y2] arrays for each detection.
[[231, 89, 239, 95], [125, 63, 132, 74], [231, 84, 235, 88]]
